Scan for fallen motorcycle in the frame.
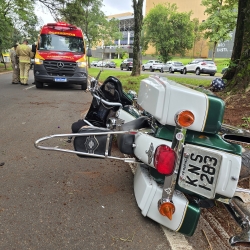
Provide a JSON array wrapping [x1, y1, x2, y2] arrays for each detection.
[[35, 73, 250, 246]]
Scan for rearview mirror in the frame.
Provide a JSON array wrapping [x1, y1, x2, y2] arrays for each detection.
[[87, 48, 92, 57], [31, 44, 37, 53]]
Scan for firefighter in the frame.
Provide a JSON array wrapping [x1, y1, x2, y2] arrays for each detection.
[[16, 39, 34, 85], [10, 43, 20, 84]]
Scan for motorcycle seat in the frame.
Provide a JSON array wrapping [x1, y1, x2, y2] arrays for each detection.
[[117, 116, 150, 155], [100, 76, 133, 106]]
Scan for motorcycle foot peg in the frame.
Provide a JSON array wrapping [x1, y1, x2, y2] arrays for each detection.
[[67, 136, 72, 143], [230, 230, 250, 246]]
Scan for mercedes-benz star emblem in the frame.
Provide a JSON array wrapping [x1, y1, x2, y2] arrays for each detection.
[[57, 62, 64, 68]]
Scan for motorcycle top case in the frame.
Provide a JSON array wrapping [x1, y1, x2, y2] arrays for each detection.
[[137, 76, 225, 134]]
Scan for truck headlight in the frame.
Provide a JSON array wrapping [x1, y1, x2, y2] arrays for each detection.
[[35, 58, 43, 65], [77, 62, 87, 68]]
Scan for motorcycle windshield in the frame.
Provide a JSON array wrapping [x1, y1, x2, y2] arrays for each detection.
[[38, 34, 85, 53]]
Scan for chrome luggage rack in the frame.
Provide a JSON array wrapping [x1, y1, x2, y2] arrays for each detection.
[[34, 129, 139, 163]]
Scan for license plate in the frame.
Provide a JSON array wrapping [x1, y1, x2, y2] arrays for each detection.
[[54, 77, 67, 82], [178, 145, 222, 199]]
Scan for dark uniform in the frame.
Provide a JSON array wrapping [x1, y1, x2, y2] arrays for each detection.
[[10, 44, 20, 84], [16, 40, 34, 85]]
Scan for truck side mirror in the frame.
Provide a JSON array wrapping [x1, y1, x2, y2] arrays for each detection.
[[87, 48, 92, 57], [32, 44, 37, 53]]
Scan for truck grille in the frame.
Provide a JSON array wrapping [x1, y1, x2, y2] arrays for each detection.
[[44, 60, 77, 77]]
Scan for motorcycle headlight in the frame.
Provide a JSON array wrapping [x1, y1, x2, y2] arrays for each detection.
[[77, 62, 87, 68], [34, 58, 43, 65]]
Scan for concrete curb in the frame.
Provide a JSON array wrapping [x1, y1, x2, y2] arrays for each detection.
[[0, 70, 12, 75]]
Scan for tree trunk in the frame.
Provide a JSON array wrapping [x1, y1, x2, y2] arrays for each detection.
[[131, 0, 144, 76], [88, 42, 91, 68], [0, 53, 7, 70], [223, 0, 250, 91], [212, 42, 217, 61]]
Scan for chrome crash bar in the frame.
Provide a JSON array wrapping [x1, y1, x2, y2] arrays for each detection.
[[92, 94, 123, 107], [34, 130, 138, 163]]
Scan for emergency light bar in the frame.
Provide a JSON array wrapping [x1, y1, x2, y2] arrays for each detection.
[[46, 22, 77, 30]]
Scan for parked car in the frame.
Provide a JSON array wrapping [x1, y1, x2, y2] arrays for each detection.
[[90, 61, 99, 67], [96, 60, 108, 67], [120, 58, 133, 71], [142, 60, 162, 72], [182, 59, 217, 76], [105, 61, 116, 68], [160, 61, 184, 73]]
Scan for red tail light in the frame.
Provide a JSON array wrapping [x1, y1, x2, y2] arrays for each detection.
[[154, 145, 176, 175]]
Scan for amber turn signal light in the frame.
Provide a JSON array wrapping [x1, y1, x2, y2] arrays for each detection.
[[158, 201, 175, 220], [176, 110, 195, 127]]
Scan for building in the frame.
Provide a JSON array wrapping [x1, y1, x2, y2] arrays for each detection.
[[93, 12, 134, 59], [145, 0, 235, 58], [145, 0, 209, 58], [93, 0, 235, 59]]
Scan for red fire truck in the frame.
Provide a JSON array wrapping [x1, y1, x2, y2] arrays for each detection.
[[33, 22, 88, 90]]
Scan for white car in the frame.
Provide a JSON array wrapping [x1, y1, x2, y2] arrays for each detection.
[[90, 61, 98, 66], [182, 59, 217, 76], [160, 61, 184, 73], [96, 60, 108, 67], [142, 60, 162, 72]]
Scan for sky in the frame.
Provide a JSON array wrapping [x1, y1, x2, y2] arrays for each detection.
[[102, 0, 133, 16], [36, 0, 135, 25]]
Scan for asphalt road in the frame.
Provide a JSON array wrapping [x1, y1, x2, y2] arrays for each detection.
[[1, 70, 249, 250], [94, 66, 220, 80], [0, 71, 172, 250]]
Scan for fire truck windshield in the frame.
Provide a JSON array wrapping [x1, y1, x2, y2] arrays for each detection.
[[38, 34, 85, 53]]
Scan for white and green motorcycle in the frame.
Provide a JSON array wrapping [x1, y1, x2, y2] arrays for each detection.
[[35, 74, 250, 246]]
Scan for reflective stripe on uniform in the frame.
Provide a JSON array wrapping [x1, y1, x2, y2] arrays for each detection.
[[19, 60, 31, 63]]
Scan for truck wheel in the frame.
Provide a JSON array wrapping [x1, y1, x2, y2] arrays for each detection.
[[81, 82, 87, 90], [126, 66, 130, 71], [35, 81, 43, 88]]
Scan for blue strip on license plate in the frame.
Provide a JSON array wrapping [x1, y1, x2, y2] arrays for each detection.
[[55, 78, 67, 82]]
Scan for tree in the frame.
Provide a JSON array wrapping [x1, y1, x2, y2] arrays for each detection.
[[192, 18, 204, 58], [60, 0, 121, 67], [131, 0, 144, 76], [36, 0, 64, 21], [142, 3, 194, 63], [200, 0, 238, 60], [0, 0, 39, 68], [223, 0, 250, 90], [98, 18, 122, 61]]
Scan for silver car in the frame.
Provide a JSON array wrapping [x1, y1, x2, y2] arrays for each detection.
[[160, 61, 184, 73], [182, 59, 217, 76]]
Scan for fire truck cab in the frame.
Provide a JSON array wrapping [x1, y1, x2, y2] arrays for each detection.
[[33, 22, 88, 90]]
